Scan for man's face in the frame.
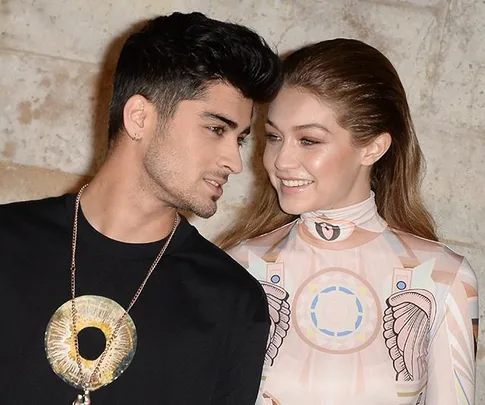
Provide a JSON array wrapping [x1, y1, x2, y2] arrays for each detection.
[[144, 82, 253, 218]]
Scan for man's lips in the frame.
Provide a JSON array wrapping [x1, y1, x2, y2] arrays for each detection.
[[203, 178, 227, 198]]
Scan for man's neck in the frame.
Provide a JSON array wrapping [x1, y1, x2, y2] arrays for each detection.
[[79, 159, 177, 244]]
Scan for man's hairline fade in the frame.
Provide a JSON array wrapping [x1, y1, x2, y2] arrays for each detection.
[[109, 78, 253, 149], [107, 12, 282, 146]]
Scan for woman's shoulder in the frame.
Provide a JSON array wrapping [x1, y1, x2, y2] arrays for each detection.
[[388, 228, 462, 257], [226, 220, 298, 265], [385, 228, 477, 283]]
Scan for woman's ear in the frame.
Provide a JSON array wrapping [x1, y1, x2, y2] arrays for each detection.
[[360, 133, 392, 166]]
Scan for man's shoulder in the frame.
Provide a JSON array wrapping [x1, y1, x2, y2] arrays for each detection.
[[1, 194, 67, 209], [182, 222, 266, 302], [0, 195, 70, 238], [185, 224, 255, 274]]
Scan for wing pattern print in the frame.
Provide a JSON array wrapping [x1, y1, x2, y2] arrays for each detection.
[[261, 281, 291, 366], [383, 289, 437, 381]]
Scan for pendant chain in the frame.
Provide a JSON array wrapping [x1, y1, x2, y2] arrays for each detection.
[[69, 184, 179, 392]]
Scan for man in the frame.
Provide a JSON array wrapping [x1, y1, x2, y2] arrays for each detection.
[[0, 12, 282, 404]]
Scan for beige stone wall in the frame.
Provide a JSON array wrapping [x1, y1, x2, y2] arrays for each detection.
[[1, 0, 484, 400]]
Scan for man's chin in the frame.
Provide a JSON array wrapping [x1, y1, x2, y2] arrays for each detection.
[[196, 211, 216, 219], [189, 201, 218, 219], [172, 193, 218, 218]]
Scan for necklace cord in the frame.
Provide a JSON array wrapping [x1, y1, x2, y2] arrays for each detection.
[[69, 184, 179, 391]]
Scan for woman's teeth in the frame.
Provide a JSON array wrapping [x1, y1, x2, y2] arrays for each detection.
[[281, 179, 313, 187]]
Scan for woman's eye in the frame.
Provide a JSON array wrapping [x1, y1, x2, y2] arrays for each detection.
[[300, 138, 319, 146], [209, 126, 225, 136], [265, 133, 280, 142]]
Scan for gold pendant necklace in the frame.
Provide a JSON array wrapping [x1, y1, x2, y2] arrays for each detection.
[[44, 184, 179, 403], [73, 390, 91, 405]]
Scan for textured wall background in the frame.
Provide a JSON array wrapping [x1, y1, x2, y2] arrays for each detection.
[[1, 0, 484, 401]]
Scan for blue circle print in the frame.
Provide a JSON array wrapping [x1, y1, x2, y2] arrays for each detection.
[[271, 275, 281, 284], [396, 281, 407, 290]]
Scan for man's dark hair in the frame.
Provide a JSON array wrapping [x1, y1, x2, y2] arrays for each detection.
[[108, 12, 282, 143]]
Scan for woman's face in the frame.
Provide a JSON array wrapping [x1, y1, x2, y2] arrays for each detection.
[[263, 86, 372, 215]]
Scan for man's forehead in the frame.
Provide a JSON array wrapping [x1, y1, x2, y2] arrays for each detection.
[[201, 81, 249, 103], [198, 89, 252, 119]]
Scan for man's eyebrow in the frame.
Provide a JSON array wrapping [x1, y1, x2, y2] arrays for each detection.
[[201, 112, 237, 129]]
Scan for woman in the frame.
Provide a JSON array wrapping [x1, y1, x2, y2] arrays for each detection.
[[220, 39, 479, 404]]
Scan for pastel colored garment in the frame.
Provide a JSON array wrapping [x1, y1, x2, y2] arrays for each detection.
[[228, 194, 478, 405]]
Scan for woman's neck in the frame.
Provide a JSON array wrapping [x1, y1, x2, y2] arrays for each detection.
[[299, 192, 386, 243]]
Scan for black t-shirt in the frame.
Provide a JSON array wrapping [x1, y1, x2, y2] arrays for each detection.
[[0, 194, 269, 404]]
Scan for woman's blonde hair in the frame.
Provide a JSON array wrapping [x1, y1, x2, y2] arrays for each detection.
[[219, 38, 437, 250]]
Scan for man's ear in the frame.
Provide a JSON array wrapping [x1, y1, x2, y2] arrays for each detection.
[[123, 95, 149, 141], [360, 132, 392, 166]]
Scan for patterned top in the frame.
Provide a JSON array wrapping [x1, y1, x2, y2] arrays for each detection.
[[228, 194, 478, 405]]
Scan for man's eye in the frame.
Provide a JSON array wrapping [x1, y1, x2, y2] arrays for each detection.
[[238, 136, 248, 147], [208, 126, 225, 136]]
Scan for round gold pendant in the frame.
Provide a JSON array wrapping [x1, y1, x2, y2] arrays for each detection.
[[45, 295, 137, 391]]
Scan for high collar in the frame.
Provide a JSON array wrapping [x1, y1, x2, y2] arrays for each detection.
[[298, 192, 387, 247]]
